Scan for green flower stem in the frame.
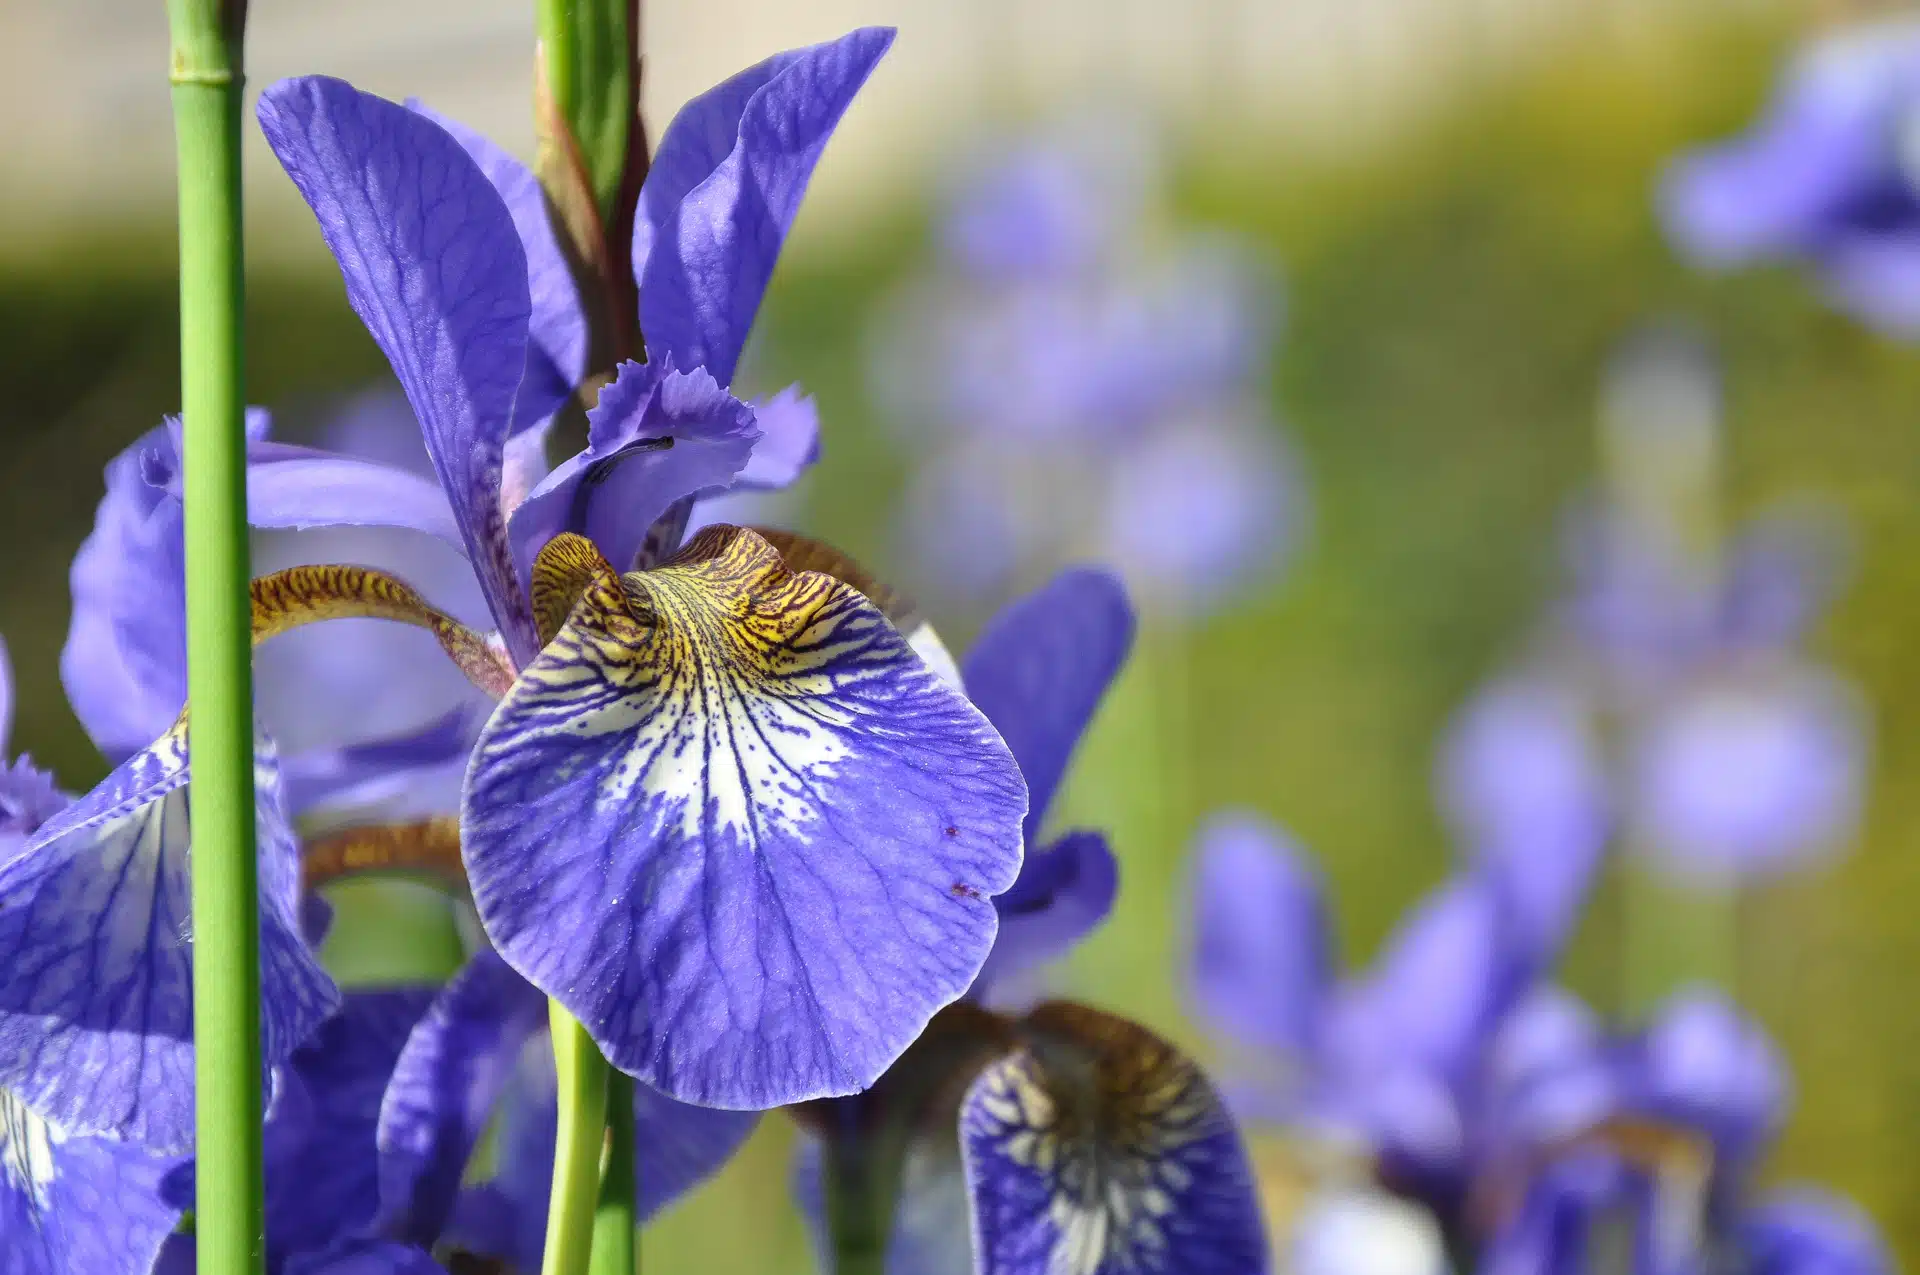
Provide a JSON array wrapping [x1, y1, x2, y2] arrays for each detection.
[[544, 1003, 612, 1275], [536, 0, 635, 219], [823, 1130, 902, 1275], [1618, 855, 1740, 1017], [589, 1069, 638, 1275], [166, 1, 261, 1271]]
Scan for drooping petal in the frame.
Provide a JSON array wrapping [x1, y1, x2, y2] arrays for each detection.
[[974, 830, 1117, 998], [507, 359, 758, 579], [375, 951, 547, 1245], [463, 526, 1027, 1107], [736, 386, 821, 489], [0, 732, 339, 1151], [960, 1002, 1269, 1275], [632, 27, 896, 385], [1744, 1188, 1892, 1275], [962, 567, 1135, 841], [258, 76, 539, 664], [0, 1091, 181, 1275], [407, 101, 588, 431], [62, 422, 189, 763], [1188, 813, 1331, 1059]]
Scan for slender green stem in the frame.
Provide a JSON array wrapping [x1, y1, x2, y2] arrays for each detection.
[[167, 2, 260, 1272], [823, 1131, 901, 1275], [536, 0, 636, 220], [544, 1004, 611, 1275], [1618, 855, 1740, 1017], [536, 0, 578, 127], [589, 1070, 638, 1275]]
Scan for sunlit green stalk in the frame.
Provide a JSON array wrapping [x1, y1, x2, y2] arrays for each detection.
[[589, 1070, 637, 1275], [544, 1005, 611, 1275], [167, 1, 261, 1271]]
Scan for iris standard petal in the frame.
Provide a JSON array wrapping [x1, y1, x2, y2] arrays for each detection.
[[508, 359, 758, 580], [960, 1002, 1269, 1275], [280, 705, 479, 820], [62, 423, 189, 763], [633, 27, 895, 385], [962, 567, 1135, 841], [376, 951, 547, 1245], [407, 101, 587, 431], [1632, 990, 1787, 1165], [974, 830, 1117, 997], [0, 1091, 181, 1275], [463, 526, 1027, 1107], [0, 733, 338, 1151], [1188, 813, 1330, 1058], [258, 77, 539, 665]]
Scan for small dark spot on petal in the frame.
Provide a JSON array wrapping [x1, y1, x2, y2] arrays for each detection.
[[944, 825, 959, 838], [950, 881, 982, 900]]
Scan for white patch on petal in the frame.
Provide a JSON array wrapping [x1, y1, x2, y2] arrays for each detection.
[[0, 1092, 58, 1209]]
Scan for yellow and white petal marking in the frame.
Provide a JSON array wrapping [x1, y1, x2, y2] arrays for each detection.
[[461, 525, 1028, 1109], [960, 1002, 1270, 1275]]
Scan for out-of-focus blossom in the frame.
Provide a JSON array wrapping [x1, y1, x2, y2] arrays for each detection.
[[1660, 17, 1920, 335], [1442, 329, 1868, 884], [1476, 989, 1889, 1275], [872, 121, 1305, 619]]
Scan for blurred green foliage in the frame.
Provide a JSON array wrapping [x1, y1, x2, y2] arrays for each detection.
[[6, 10, 1920, 1270]]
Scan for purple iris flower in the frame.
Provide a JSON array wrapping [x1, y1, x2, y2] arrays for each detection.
[[1477, 988, 1890, 1275], [1444, 499, 1868, 886], [250, 28, 1028, 1116], [874, 127, 1303, 618], [1660, 17, 1920, 335], [787, 570, 1269, 1274], [1186, 809, 1605, 1253]]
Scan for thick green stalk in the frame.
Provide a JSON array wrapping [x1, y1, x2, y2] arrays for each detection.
[[544, 1004, 612, 1275], [167, 2, 261, 1272], [823, 1131, 900, 1275], [589, 1070, 638, 1275], [536, 0, 635, 219]]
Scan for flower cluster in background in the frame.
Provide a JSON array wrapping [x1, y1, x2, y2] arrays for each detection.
[[869, 114, 1307, 621]]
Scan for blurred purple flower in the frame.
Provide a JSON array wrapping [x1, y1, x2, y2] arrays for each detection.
[[1660, 17, 1920, 335], [873, 122, 1303, 619]]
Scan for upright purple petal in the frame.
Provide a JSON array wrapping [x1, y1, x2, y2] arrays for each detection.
[[962, 567, 1135, 841], [0, 1091, 181, 1275], [1324, 876, 1521, 1086], [0, 734, 339, 1151], [407, 102, 588, 432], [960, 1003, 1268, 1275], [974, 830, 1117, 997], [633, 27, 896, 385], [375, 952, 547, 1246], [1188, 813, 1330, 1059], [258, 77, 539, 664], [462, 527, 1027, 1107], [1630, 991, 1787, 1166], [0, 758, 67, 863], [507, 359, 758, 577]]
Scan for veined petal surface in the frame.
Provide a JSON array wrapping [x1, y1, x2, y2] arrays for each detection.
[[0, 1091, 180, 1275], [961, 1002, 1269, 1275], [407, 101, 587, 432], [463, 525, 1027, 1107], [633, 27, 895, 385], [0, 733, 339, 1151], [962, 568, 1134, 842], [258, 76, 539, 664]]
